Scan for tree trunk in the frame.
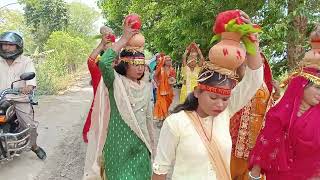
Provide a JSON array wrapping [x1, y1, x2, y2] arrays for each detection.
[[287, 0, 307, 70]]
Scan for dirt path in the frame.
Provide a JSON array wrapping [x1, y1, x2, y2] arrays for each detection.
[[0, 75, 92, 180]]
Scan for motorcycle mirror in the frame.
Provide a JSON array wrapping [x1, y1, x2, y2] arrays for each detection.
[[20, 72, 35, 81], [10, 72, 36, 89]]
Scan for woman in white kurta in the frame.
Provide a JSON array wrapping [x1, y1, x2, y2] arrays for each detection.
[[153, 66, 263, 180], [152, 13, 264, 180]]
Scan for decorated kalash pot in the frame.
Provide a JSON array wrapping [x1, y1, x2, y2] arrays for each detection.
[[100, 26, 116, 42], [100, 26, 116, 51], [120, 13, 145, 65], [208, 10, 262, 78], [301, 25, 320, 69], [124, 13, 145, 51], [281, 24, 320, 88]]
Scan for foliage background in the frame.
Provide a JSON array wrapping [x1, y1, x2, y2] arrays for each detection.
[[1, 0, 320, 94], [1, 1, 100, 94], [98, 0, 320, 80]]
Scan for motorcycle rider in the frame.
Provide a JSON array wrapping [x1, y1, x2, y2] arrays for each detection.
[[0, 31, 46, 160]]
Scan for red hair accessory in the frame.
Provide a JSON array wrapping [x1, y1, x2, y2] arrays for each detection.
[[198, 83, 231, 96]]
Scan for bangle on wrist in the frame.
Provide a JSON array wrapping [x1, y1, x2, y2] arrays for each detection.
[[249, 171, 261, 180]]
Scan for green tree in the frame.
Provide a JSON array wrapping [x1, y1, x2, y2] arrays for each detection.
[[36, 31, 91, 94], [98, 0, 264, 60], [67, 2, 100, 38], [286, 0, 319, 69], [98, 0, 320, 78], [255, 0, 319, 77], [98, 0, 131, 35], [0, 8, 36, 54], [44, 31, 91, 74], [19, 0, 69, 50]]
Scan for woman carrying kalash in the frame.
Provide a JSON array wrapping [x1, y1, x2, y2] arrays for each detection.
[[82, 26, 115, 143], [248, 25, 320, 180], [94, 14, 154, 180], [179, 42, 205, 103], [152, 10, 263, 180]]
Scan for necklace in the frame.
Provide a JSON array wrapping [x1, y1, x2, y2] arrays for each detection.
[[297, 103, 310, 117], [195, 112, 213, 142]]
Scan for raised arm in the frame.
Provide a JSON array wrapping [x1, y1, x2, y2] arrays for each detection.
[[227, 66, 263, 116], [182, 49, 188, 67], [99, 20, 140, 88], [89, 42, 105, 60], [240, 11, 262, 70], [195, 45, 205, 67], [227, 11, 263, 116], [99, 48, 118, 88]]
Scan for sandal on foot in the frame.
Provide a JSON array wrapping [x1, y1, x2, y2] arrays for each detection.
[[32, 147, 47, 160]]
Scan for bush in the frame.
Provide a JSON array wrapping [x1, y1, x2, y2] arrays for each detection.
[[36, 31, 92, 94]]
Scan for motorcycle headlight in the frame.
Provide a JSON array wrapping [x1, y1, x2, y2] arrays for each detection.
[[0, 115, 6, 123]]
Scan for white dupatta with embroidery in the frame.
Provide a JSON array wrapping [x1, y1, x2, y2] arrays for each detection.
[[113, 71, 154, 154], [83, 79, 110, 180], [83, 71, 154, 180]]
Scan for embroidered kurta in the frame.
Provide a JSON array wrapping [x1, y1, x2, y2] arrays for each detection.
[[99, 48, 153, 180], [153, 66, 264, 180], [229, 82, 272, 180], [230, 82, 272, 159]]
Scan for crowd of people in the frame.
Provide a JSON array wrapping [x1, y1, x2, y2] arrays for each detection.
[[81, 10, 320, 180], [1, 7, 319, 180]]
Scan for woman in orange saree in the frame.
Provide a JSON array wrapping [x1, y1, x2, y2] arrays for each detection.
[[229, 53, 280, 180], [153, 55, 176, 123]]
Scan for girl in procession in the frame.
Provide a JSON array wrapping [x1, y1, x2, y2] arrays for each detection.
[[153, 54, 176, 124], [82, 26, 115, 143], [153, 10, 264, 180], [249, 25, 320, 180], [83, 14, 154, 180], [179, 42, 205, 103]]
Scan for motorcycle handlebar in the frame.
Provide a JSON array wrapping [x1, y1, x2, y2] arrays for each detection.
[[0, 88, 20, 97], [0, 88, 38, 105]]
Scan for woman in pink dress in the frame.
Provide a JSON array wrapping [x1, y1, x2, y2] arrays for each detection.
[[249, 26, 320, 180]]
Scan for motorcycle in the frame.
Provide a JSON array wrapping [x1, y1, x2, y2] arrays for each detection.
[[0, 72, 38, 162]]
